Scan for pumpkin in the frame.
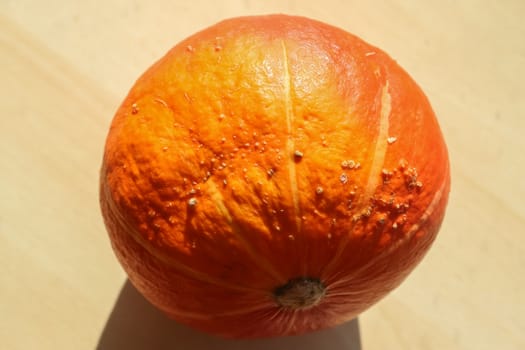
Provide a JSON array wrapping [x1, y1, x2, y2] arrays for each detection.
[[100, 14, 450, 338]]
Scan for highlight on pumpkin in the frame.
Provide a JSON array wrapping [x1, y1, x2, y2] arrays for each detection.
[[100, 14, 450, 339]]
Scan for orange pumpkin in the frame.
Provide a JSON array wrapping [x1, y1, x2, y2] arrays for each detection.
[[100, 14, 450, 338]]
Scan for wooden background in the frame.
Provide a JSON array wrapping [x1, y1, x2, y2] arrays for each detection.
[[1, 1, 524, 349]]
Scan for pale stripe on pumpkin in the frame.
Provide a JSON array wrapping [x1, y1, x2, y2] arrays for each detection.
[[326, 168, 449, 290], [281, 40, 302, 234], [320, 80, 392, 279], [102, 184, 265, 294], [362, 81, 392, 204], [207, 179, 285, 283]]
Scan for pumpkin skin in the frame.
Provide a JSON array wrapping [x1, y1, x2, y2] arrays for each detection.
[[100, 14, 450, 338]]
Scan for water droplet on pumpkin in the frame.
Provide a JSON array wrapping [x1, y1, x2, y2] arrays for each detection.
[[131, 103, 139, 114], [387, 136, 397, 144], [341, 160, 356, 169], [188, 198, 198, 207], [404, 167, 419, 189], [339, 173, 348, 184], [382, 169, 393, 183], [316, 186, 324, 195]]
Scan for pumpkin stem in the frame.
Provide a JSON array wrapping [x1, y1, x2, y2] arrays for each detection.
[[274, 277, 326, 310]]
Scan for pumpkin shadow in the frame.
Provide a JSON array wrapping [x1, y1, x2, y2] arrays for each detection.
[[97, 280, 362, 350]]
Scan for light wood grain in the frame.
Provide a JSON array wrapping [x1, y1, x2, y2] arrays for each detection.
[[1, 1, 524, 349]]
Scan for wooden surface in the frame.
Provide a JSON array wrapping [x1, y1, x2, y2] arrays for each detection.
[[1, 1, 524, 349]]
